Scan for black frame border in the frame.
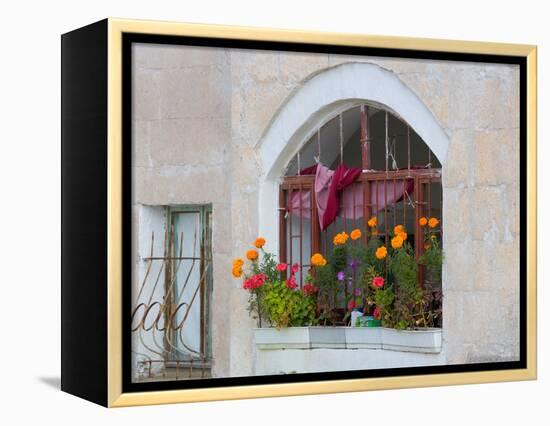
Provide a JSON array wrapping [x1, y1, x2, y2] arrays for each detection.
[[122, 33, 527, 394]]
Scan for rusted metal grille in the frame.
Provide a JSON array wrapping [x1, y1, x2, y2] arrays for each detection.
[[131, 206, 213, 382], [279, 105, 442, 288]]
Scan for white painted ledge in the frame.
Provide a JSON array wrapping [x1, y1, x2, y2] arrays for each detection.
[[254, 326, 442, 354]]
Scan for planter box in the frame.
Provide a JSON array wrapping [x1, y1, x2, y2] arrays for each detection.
[[254, 327, 346, 349], [254, 327, 310, 349], [382, 327, 442, 353], [309, 326, 346, 349], [345, 327, 382, 349], [254, 326, 442, 353]]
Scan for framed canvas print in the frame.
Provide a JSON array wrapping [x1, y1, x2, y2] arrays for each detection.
[[61, 18, 537, 407]]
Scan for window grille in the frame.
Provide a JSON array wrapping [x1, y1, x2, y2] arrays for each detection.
[[279, 105, 442, 290], [132, 204, 213, 381]]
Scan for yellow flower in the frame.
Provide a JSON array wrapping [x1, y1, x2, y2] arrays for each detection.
[[428, 217, 440, 228], [333, 232, 349, 246], [398, 231, 407, 241], [367, 216, 377, 228], [231, 266, 243, 278], [311, 253, 327, 267], [246, 249, 259, 261], [391, 235, 404, 249], [375, 246, 387, 260], [394, 224, 405, 235], [233, 258, 244, 268], [350, 229, 362, 240], [419, 217, 428, 227], [254, 237, 266, 248]]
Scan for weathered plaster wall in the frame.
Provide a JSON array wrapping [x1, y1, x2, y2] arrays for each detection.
[[131, 43, 233, 377], [132, 44, 520, 378]]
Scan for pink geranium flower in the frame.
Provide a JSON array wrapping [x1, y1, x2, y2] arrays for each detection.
[[372, 276, 385, 288], [276, 263, 287, 272], [347, 299, 356, 311], [302, 283, 318, 296], [243, 273, 267, 290], [291, 263, 300, 274], [374, 307, 380, 319], [286, 275, 297, 289]]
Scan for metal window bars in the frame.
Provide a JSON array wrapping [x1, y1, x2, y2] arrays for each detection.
[[279, 105, 442, 289], [131, 207, 213, 382]]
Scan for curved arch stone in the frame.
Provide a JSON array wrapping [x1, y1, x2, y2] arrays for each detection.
[[257, 62, 449, 252]]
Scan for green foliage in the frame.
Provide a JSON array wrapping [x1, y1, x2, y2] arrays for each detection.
[[373, 288, 395, 326], [419, 235, 444, 284], [389, 242, 418, 291], [261, 281, 316, 328], [251, 250, 280, 283], [308, 262, 340, 325], [351, 237, 385, 271], [329, 245, 347, 273]]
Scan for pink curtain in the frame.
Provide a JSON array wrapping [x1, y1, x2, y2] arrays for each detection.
[[288, 167, 413, 225]]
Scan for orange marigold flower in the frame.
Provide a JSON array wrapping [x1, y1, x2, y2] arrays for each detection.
[[333, 232, 349, 246], [375, 246, 387, 260], [419, 217, 428, 227], [254, 237, 266, 248], [394, 224, 405, 235], [311, 253, 327, 267], [371, 229, 379, 236], [367, 216, 377, 228], [391, 235, 404, 249], [350, 229, 362, 240], [398, 231, 407, 241], [246, 249, 259, 261], [233, 258, 244, 268], [428, 217, 439, 228], [231, 266, 243, 278]]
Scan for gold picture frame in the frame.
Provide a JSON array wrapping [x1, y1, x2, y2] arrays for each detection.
[[61, 17, 537, 407]]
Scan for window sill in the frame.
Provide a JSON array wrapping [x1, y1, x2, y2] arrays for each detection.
[[254, 326, 442, 354]]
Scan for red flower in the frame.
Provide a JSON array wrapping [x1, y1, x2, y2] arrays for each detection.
[[276, 263, 287, 272], [372, 276, 385, 288], [242, 273, 267, 290], [286, 275, 297, 289], [374, 307, 380, 319], [347, 299, 356, 311], [302, 283, 318, 296], [291, 263, 300, 274]]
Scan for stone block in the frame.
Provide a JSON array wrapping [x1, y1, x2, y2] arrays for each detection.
[[473, 128, 520, 186], [133, 164, 229, 205], [132, 120, 151, 167], [230, 50, 280, 85], [132, 69, 161, 120], [444, 129, 474, 188], [278, 51, 329, 84], [446, 65, 519, 131], [231, 82, 292, 144], [471, 186, 507, 241], [149, 117, 230, 167], [160, 65, 230, 119], [441, 187, 471, 243]]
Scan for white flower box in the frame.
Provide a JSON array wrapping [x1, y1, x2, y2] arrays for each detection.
[[254, 326, 442, 354], [254, 327, 310, 349], [309, 326, 346, 349], [345, 327, 383, 349], [382, 327, 442, 353]]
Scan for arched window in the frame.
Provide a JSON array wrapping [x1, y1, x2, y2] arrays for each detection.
[[279, 104, 442, 290]]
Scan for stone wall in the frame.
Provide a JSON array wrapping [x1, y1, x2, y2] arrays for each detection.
[[132, 43, 520, 378]]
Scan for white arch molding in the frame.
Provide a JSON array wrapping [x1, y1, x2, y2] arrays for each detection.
[[256, 62, 450, 253]]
